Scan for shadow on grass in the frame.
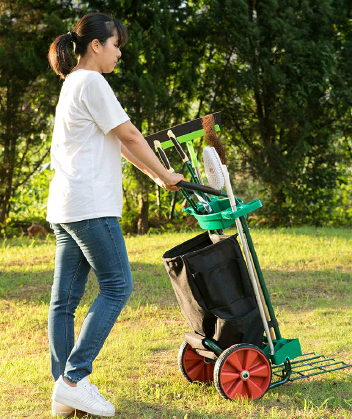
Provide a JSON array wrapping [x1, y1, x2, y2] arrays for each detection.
[[259, 268, 352, 310], [1, 262, 351, 312], [273, 374, 352, 409], [0, 259, 174, 306], [63, 401, 230, 419]]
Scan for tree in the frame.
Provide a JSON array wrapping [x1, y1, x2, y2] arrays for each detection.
[[3, 0, 351, 231], [197, 0, 352, 225], [0, 0, 76, 225]]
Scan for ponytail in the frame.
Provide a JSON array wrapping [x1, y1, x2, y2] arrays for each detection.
[[48, 33, 75, 80], [48, 13, 127, 80]]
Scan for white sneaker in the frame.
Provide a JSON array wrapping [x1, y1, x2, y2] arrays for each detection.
[[52, 376, 115, 417], [51, 376, 110, 417]]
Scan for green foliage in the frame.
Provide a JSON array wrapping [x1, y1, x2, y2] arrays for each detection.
[[120, 157, 193, 234], [330, 168, 352, 226], [2, 0, 352, 233], [196, 0, 352, 225], [9, 167, 53, 222], [0, 0, 76, 224], [0, 165, 52, 237]]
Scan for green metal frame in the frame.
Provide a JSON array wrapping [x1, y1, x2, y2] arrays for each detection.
[[160, 125, 221, 150], [271, 353, 352, 382]]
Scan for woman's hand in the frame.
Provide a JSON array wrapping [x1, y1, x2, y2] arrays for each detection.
[[154, 172, 185, 191]]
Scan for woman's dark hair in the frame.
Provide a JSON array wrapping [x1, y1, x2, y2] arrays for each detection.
[[48, 12, 127, 79]]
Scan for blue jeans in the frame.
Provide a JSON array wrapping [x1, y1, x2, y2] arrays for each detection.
[[48, 217, 133, 383]]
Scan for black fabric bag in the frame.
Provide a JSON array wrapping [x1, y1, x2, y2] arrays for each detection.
[[162, 232, 264, 349]]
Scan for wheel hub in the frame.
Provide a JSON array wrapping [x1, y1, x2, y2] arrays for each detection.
[[240, 370, 250, 381]]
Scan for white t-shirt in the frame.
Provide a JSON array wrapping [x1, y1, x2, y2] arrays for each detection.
[[46, 69, 129, 223]]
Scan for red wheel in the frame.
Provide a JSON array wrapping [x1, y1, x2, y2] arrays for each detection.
[[214, 344, 271, 400], [178, 341, 214, 383]]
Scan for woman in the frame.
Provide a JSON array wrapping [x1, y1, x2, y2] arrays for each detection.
[[47, 12, 183, 417]]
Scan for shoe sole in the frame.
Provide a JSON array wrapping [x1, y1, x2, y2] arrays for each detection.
[[53, 395, 115, 417], [52, 400, 75, 417]]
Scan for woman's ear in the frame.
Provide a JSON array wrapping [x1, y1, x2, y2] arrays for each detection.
[[91, 39, 100, 54]]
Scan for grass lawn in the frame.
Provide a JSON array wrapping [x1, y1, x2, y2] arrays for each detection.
[[0, 226, 351, 418]]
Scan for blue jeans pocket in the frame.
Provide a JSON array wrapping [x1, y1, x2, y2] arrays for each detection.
[[61, 220, 90, 233]]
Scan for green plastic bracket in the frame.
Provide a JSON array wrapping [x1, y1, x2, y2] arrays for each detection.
[[262, 338, 302, 365], [221, 200, 263, 220], [184, 197, 262, 230], [160, 125, 221, 150]]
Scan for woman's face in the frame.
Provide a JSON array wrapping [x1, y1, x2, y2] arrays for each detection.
[[98, 29, 121, 73]]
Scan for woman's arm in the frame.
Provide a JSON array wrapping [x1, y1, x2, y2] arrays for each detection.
[[121, 143, 169, 189], [113, 121, 184, 191]]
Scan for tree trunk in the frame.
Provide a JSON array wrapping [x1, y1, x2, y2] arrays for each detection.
[[156, 184, 161, 218], [137, 192, 149, 234], [0, 137, 15, 225], [0, 185, 12, 225], [122, 184, 131, 212], [169, 190, 178, 221], [269, 183, 289, 225]]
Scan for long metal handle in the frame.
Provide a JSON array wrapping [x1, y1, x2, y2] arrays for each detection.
[[154, 140, 172, 171], [222, 166, 275, 355], [167, 131, 210, 202], [167, 130, 187, 162], [187, 141, 204, 185], [154, 141, 200, 213], [241, 217, 282, 340]]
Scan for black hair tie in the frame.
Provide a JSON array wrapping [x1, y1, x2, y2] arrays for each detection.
[[67, 31, 76, 42]]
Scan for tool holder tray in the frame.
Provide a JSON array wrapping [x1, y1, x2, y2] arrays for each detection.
[[184, 197, 262, 230]]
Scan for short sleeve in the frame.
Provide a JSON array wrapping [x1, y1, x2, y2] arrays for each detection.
[[81, 74, 130, 135]]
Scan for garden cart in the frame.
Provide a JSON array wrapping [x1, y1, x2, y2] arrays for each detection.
[[145, 113, 351, 400]]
